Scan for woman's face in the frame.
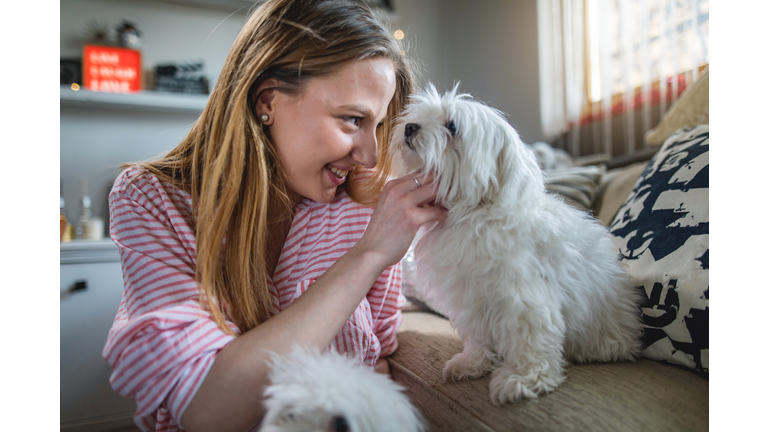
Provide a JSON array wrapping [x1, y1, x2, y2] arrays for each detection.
[[265, 57, 397, 205]]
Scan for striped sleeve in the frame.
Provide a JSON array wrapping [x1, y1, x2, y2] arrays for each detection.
[[367, 261, 405, 357], [102, 169, 237, 430], [356, 171, 405, 356]]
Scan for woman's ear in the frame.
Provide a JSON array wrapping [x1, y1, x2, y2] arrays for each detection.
[[251, 78, 280, 125]]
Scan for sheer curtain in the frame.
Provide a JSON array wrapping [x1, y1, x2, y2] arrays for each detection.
[[538, 0, 709, 158], [538, 0, 585, 154]]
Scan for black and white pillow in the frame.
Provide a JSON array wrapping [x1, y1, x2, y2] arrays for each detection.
[[609, 125, 709, 374]]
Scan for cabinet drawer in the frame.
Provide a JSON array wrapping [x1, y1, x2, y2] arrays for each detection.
[[60, 262, 136, 430]]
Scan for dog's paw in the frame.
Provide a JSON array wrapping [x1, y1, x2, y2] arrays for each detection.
[[442, 351, 493, 382], [488, 366, 566, 404]]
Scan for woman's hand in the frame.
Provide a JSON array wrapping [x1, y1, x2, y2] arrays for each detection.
[[374, 357, 391, 376], [355, 172, 447, 269]]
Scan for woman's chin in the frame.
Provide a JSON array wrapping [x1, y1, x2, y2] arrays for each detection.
[[307, 187, 341, 204]]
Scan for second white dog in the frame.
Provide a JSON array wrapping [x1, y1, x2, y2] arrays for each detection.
[[259, 347, 424, 432], [392, 85, 643, 404]]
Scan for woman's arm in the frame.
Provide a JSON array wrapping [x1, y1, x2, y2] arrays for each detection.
[[104, 169, 240, 431], [181, 172, 444, 432]]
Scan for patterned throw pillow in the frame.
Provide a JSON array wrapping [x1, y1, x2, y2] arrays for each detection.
[[609, 125, 709, 374]]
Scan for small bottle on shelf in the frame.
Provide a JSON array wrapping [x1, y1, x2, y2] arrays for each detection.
[[60, 179, 68, 241], [76, 177, 105, 241], [76, 177, 92, 239]]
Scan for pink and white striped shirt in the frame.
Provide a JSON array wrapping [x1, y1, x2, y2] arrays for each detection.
[[102, 166, 404, 432]]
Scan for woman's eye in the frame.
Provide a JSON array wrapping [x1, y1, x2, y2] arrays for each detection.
[[376, 122, 384, 129], [345, 117, 362, 126]]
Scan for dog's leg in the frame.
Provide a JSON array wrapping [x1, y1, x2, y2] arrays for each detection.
[[443, 339, 496, 382], [488, 300, 569, 404]]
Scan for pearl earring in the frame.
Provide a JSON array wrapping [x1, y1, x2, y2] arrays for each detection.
[[259, 113, 269, 123]]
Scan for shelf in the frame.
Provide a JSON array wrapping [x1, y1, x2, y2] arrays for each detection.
[[60, 85, 209, 113], [60, 239, 120, 264]]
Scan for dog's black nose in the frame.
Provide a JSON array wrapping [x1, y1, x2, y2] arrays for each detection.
[[404, 123, 420, 137]]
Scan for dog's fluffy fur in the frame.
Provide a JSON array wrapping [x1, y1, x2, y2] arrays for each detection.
[[391, 85, 643, 404], [259, 347, 424, 432]]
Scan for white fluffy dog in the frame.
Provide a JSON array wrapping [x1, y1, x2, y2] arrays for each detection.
[[391, 85, 643, 404], [259, 347, 424, 432]]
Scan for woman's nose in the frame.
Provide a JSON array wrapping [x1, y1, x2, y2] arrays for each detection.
[[352, 129, 378, 169]]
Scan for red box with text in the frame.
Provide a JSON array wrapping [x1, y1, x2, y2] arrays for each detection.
[[83, 45, 141, 93]]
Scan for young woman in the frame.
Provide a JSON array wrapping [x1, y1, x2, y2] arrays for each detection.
[[102, 0, 445, 431]]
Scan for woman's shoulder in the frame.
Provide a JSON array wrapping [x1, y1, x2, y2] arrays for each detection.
[[112, 165, 153, 195], [112, 166, 183, 196], [110, 166, 193, 215]]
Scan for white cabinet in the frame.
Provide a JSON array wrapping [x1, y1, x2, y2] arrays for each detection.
[[60, 240, 136, 431]]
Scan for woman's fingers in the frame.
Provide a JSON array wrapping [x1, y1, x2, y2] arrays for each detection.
[[412, 204, 448, 226], [409, 179, 441, 207], [395, 171, 442, 208], [392, 171, 436, 192], [410, 171, 433, 190]]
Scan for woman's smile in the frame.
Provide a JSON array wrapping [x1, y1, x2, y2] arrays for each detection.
[[325, 164, 349, 185]]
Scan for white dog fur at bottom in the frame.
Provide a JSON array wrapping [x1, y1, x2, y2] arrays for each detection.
[[259, 347, 423, 432], [391, 85, 643, 404]]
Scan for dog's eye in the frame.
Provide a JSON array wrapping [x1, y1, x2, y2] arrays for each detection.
[[330, 415, 350, 432], [446, 120, 457, 136], [276, 411, 296, 425]]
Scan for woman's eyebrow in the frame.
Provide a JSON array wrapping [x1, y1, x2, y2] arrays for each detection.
[[339, 103, 387, 123], [339, 104, 373, 118]]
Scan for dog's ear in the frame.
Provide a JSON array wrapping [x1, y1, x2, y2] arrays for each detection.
[[494, 121, 545, 205]]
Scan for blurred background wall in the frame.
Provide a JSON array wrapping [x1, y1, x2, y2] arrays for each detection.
[[59, 0, 542, 226]]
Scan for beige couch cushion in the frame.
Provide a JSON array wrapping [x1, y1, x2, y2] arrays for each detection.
[[391, 312, 708, 432], [592, 162, 648, 226]]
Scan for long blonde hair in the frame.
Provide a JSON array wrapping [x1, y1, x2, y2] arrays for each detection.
[[128, 0, 415, 335]]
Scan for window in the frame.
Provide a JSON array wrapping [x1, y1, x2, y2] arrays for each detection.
[[538, 0, 709, 157], [587, 0, 709, 106]]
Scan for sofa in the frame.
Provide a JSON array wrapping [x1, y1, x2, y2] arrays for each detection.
[[388, 70, 709, 431]]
